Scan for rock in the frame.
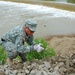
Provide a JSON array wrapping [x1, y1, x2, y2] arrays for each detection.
[[58, 62, 65, 67], [52, 71, 60, 75], [35, 71, 41, 75], [0, 53, 75, 75], [70, 53, 75, 59], [69, 73, 75, 75], [0, 70, 5, 75], [43, 61, 51, 69], [25, 69, 29, 74], [30, 62, 39, 70], [59, 67, 67, 75], [66, 67, 75, 74], [54, 65, 59, 71], [41, 70, 47, 75], [23, 61, 31, 68], [17, 73, 26, 75], [40, 64, 45, 68], [13, 70, 18, 74], [5, 70, 11, 75], [50, 56, 58, 64], [65, 57, 70, 68], [30, 69, 37, 75], [38, 60, 43, 65]]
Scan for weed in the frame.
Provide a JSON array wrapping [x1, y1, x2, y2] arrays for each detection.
[[27, 38, 56, 61], [0, 46, 7, 64]]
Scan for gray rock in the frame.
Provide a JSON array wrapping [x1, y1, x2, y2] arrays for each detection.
[[43, 61, 51, 69], [30, 69, 37, 75], [41, 70, 48, 75], [0, 70, 5, 75]]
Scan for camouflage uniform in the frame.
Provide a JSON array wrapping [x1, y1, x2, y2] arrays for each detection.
[[1, 25, 36, 61]]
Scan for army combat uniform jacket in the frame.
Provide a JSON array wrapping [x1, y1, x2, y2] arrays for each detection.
[[1, 25, 36, 58]]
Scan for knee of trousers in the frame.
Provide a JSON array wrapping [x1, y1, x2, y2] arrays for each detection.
[[8, 52, 18, 59]]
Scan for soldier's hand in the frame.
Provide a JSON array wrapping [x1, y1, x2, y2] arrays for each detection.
[[34, 44, 44, 52]]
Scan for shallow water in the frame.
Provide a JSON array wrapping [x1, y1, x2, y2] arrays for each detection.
[[2, 0, 75, 11], [0, 1, 75, 38]]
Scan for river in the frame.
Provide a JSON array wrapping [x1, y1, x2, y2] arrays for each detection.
[[0, 1, 75, 38]]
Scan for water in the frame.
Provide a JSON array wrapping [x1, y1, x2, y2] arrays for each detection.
[[0, 1, 75, 38], [2, 0, 75, 11], [2, 0, 75, 4]]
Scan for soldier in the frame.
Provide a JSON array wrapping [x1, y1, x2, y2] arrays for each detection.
[[0, 19, 44, 65]]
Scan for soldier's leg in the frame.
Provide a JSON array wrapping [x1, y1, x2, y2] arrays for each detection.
[[19, 53, 27, 62], [2, 42, 18, 65], [7, 51, 18, 65]]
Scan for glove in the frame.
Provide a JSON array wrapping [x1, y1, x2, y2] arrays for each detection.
[[34, 44, 44, 52]]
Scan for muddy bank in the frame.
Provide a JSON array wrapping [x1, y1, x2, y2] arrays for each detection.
[[0, 53, 75, 75], [45, 34, 75, 56]]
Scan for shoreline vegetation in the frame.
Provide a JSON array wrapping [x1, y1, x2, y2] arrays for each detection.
[[0, 38, 56, 64]]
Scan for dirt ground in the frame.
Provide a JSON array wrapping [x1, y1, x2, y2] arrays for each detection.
[[0, 35, 75, 75], [45, 34, 75, 57]]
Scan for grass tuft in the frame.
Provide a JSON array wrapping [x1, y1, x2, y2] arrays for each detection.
[[0, 46, 7, 64], [27, 38, 56, 61]]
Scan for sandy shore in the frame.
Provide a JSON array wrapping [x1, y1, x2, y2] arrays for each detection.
[[45, 34, 75, 56]]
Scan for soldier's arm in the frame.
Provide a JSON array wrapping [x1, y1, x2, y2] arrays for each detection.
[[26, 35, 36, 45], [15, 36, 34, 53]]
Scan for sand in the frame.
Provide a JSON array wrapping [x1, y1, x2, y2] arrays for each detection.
[[45, 34, 75, 56]]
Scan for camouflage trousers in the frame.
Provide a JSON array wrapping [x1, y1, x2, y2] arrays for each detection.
[[2, 41, 27, 62]]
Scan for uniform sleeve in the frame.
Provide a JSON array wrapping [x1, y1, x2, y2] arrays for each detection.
[[15, 36, 23, 47], [15, 36, 34, 53], [26, 35, 36, 45]]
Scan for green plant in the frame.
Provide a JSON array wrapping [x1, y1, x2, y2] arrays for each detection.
[[0, 38, 56, 64], [27, 38, 56, 61], [0, 46, 7, 64], [34, 38, 48, 49]]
